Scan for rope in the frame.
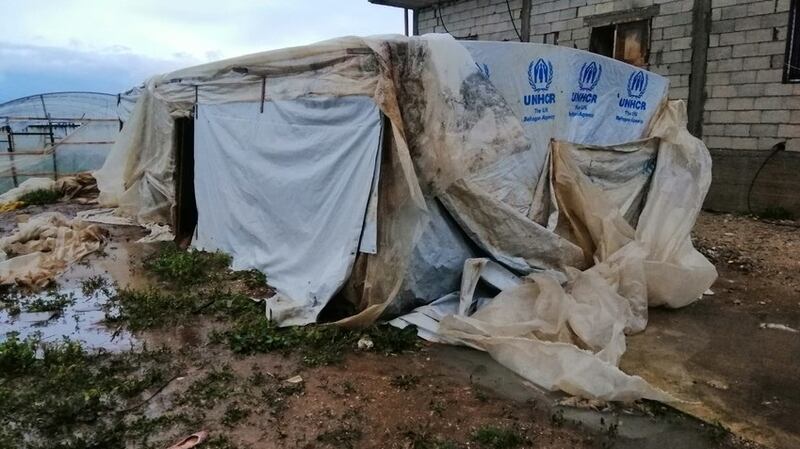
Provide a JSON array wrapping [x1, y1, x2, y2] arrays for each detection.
[[505, 0, 523, 42]]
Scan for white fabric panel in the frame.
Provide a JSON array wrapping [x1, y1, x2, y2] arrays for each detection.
[[193, 96, 382, 326], [462, 41, 669, 151]]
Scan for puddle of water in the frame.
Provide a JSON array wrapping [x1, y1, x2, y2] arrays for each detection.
[[1, 241, 153, 352], [431, 345, 732, 449]]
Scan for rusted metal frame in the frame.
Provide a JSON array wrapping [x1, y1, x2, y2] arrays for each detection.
[[39, 94, 58, 180], [3, 120, 18, 187], [260, 77, 266, 113], [0, 171, 54, 179], [0, 116, 117, 122]]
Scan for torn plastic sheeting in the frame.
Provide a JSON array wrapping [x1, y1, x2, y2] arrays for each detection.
[[0, 212, 108, 288]]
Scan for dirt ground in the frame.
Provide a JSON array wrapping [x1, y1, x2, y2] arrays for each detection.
[[1, 202, 794, 449]]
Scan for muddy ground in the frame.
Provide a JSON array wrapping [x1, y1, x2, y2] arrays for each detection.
[[623, 212, 800, 449], [1, 203, 794, 449]]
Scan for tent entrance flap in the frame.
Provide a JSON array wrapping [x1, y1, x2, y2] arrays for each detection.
[[174, 117, 197, 247], [191, 96, 383, 326]]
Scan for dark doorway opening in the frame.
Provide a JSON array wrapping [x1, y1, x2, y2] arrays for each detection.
[[174, 117, 197, 248], [589, 25, 615, 58]]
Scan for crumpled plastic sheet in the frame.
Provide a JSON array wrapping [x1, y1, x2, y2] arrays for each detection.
[[0, 212, 108, 288]]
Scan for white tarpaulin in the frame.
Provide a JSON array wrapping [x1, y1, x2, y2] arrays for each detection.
[[192, 96, 382, 325]]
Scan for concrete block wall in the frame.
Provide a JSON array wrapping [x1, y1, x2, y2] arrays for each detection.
[[703, 0, 799, 152], [417, 0, 698, 101], [416, 0, 523, 42]]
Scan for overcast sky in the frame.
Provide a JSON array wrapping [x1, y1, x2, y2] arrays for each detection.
[[0, 0, 405, 103]]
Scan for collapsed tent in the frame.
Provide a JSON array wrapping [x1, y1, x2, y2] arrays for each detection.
[[94, 34, 717, 401]]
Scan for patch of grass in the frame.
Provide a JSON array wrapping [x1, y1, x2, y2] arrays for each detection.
[[390, 374, 420, 390], [260, 380, 305, 417], [217, 317, 419, 367], [144, 242, 231, 286], [18, 188, 61, 206], [233, 268, 268, 290], [221, 403, 250, 427], [757, 206, 795, 220], [0, 333, 37, 376], [205, 435, 244, 449], [105, 288, 259, 331], [317, 424, 363, 449], [181, 365, 236, 406], [0, 335, 180, 449], [404, 430, 459, 449], [472, 425, 526, 449], [551, 409, 566, 427], [80, 275, 110, 297], [23, 291, 75, 313]]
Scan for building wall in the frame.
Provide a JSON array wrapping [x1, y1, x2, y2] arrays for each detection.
[[417, 0, 697, 101], [703, 0, 799, 153], [416, 0, 800, 215]]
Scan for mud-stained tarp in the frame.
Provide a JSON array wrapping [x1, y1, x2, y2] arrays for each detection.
[[93, 34, 716, 401]]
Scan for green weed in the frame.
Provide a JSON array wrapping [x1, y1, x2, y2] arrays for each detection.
[[317, 424, 363, 449], [0, 336, 179, 449], [105, 288, 259, 331], [80, 275, 110, 297], [144, 242, 231, 286], [390, 374, 420, 390], [23, 291, 75, 313], [18, 188, 61, 206], [218, 317, 419, 367], [472, 425, 526, 449]]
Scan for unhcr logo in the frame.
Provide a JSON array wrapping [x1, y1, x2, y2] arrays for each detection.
[[618, 70, 649, 111], [528, 58, 553, 91], [475, 62, 490, 79], [626, 71, 648, 98], [524, 58, 556, 107], [578, 61, 601, 91]]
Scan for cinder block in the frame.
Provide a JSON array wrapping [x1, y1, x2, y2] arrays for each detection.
[[725, 124, 751, 136], [733, 16, 762, 31], [747, 0, 775, 15], [709, 110, 737, 123], [762, 110, 789, 123], [741, 56, 771, 70], [759, 41, 787, 55], [779, 124, 800, 138], [720, 4, 749, 19], [710, 19, 735, 34], [728, 137, 759, 149], [671, 36, 692, 49], [734, 110, 762, 123], [745, 28, 774, 42], [760, 12, 788, 27], [711, 85, 738, 97], [730, 70, 757, 84], [707, 46, 733, 60], [719, 31, 747, 45], [756, 69, 783, 83], [764, 84, 797, 96], [751, 124, 779, 136], [728, 97, 756, 110], [705, 98, 729, 110]]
